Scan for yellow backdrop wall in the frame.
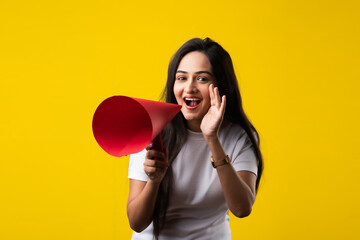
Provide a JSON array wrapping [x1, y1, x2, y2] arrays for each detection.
[[1, 0, 359, 239]]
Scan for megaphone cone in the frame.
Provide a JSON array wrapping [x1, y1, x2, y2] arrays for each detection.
[[92, 96, 181, 157]]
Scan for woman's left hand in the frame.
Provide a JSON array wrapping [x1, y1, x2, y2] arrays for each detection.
[[200, 84, 226, 139]]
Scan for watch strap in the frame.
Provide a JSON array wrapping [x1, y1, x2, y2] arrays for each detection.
[[211, 155, 230, 168]]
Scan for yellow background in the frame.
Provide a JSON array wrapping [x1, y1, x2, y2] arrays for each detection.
[[1, 0, 359, 239]]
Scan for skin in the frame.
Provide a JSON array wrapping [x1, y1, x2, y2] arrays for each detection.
[[127, 51, 257, 233], [173, 51, 215, 132]]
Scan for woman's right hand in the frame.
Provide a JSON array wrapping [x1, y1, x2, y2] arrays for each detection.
[[144, 144, 169, 184], [127, 145, 169, 232]]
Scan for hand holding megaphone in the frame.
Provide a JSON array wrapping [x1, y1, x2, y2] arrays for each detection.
[[92, 96, 181, 157]]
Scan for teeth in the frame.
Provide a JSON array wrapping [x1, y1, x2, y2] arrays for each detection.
[[184, 97, 201, 107]]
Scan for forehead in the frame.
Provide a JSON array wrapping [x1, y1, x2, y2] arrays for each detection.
[[177, 51, 212, 72]]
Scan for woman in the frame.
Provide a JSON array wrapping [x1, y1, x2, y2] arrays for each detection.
[[127, 38, 263, 240]]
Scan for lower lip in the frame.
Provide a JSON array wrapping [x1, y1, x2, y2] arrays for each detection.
[[184, 103, 200, 110]]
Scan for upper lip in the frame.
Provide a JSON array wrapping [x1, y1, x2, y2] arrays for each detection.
[[183, 95, 201, 100]]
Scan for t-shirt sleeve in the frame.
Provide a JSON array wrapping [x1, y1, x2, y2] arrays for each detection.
[[128, 149, 149, 182], [231, 130, 258, 175]]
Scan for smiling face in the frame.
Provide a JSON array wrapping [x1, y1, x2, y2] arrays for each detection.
[[173, 51, 216, 132]]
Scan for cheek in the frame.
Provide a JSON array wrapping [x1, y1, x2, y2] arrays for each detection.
[[173, 85, 182, 102], [175, 94, 181, 104], [201, 88, 211, 102]]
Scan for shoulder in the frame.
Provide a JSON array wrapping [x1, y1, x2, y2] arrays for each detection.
[[219, 121, 255, 157], [220, 121, 258, 144], [219, 121, 247, 141], [220, 121, 258, 175], [128, 149, 148, 182], [129, 148, 147, 162]]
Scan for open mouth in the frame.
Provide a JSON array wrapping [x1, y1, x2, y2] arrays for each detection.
[[184, 98, 201, 107]]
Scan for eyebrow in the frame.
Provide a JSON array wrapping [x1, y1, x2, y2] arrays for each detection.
[[176, 70, 213, 76]]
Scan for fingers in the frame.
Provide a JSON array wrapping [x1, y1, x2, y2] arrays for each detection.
[[209, 84, 215, 106], [143, 158, 169, 169], [146, 149, 166, 161], [209, 84, 224, 109], [145, 143, 153, 151], [214, 86, 221, 108], [144, 154, 169, 182], [220, 95, 226, 115]]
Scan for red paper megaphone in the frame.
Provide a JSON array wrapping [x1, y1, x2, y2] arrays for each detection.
[[92, 96, 181, 157]]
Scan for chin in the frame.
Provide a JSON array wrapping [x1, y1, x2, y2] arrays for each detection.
[[181, 106, 205, 118], [182, 113, 201, 122]]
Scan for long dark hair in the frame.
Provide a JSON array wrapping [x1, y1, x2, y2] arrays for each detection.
[[152, 37, 264, 239]]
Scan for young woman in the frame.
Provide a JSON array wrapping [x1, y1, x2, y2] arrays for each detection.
[[127, 38, 263, 240]]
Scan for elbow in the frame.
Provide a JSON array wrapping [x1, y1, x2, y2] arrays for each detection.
[[231, 197, 255, 218], [128, 217, 151, 233], [232, 192, 256, 218], [238, 208, 252, 218], [127, 207, 148, 232], [129, 222, 147, 233], [232, 206, 252, 218], [127, 212, 151, 233]]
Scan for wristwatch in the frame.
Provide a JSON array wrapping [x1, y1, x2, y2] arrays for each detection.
[[211, 155, 230, 168]]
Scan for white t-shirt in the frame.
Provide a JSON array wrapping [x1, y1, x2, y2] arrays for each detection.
[[128, 121, 258, 240]]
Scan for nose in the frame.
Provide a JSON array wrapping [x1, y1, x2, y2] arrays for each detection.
[[184, 79, 198, 93]]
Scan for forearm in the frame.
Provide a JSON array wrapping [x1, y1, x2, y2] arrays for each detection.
[[127, 181, 160, 232], [205, 136, 255, 217]]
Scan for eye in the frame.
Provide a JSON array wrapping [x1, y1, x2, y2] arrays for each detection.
[[176, 76, 186, 81], [197, 76, 208, 82]]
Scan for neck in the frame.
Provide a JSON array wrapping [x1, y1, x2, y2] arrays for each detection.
[[186, 119, 202, 132]]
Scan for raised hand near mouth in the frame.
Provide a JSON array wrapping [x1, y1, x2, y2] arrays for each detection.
[[200, 84, 226, 140]]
